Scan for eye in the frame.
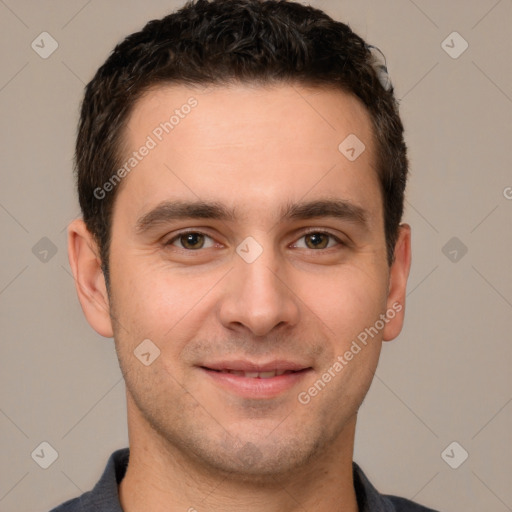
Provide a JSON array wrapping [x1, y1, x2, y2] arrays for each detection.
[[166, 232, 216, 250], [293, 232, 342, 250]]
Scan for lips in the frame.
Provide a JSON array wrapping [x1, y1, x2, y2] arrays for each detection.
[[201, 360, 309, 375], [207, 369, 298, 379], [199, 360, 312, 398]]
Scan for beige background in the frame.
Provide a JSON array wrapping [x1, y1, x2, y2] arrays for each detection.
[[1, 1, 511, 511]]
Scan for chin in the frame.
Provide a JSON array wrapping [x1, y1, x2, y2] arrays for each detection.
[[183, 428, 327, 483]]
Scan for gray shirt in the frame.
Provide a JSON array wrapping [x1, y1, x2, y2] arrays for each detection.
[[49, 448, 440, 511]]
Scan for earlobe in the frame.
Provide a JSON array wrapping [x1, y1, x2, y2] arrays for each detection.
[[382, 223, 412, 342], [67, 219, 114, 338]]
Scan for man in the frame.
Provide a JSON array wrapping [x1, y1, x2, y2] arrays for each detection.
[[52, 0, 439, 510]]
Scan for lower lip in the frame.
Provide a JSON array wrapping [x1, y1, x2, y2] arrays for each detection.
[[201, 368, 312, 399]]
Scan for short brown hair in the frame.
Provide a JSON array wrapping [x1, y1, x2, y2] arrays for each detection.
[[75, 0, 408, 287]]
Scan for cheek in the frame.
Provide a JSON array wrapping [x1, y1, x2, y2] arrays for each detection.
[[295, 262, 389, 343], [109, 257, 222, 349]]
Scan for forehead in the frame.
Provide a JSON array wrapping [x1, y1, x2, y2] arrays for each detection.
[[117, 82, 381, 224], [127, 82, 374, 154]]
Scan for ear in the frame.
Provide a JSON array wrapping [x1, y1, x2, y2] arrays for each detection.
[[67, 218, 114, 338], [382, 223, 412, 342]]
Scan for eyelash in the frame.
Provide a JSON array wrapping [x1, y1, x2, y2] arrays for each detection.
[[164, 229, 345, 251]]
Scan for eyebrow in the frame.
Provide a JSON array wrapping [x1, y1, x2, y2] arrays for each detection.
[[135, 200, 237, 233], [135, 198, 369, 233], [282, 199, 368, 226]]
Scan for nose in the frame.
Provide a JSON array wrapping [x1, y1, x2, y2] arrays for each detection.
[[218, 243, 300, 337]]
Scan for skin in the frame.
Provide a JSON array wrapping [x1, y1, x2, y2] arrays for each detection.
[[68, 83, 411, 512]]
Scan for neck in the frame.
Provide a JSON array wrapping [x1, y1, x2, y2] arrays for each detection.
[[119, 397, 359, 512]]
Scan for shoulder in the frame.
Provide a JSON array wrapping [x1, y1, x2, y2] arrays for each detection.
[[47, 447, 129, 512], [352, 461, 441, 512], [384, 494, 441, 512], [47, 495, 84, 512]]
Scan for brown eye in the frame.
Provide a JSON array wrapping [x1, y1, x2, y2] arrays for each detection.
[[181, 233, 204, 249], [168, 232, 215, 250], [304, 233, 330, 249], [291, 231, 343, 251]]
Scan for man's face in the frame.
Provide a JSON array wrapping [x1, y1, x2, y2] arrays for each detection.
[[104, 83, 408, 477]]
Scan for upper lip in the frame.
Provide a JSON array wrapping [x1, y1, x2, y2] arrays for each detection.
[[200, 360, 311, 372]]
